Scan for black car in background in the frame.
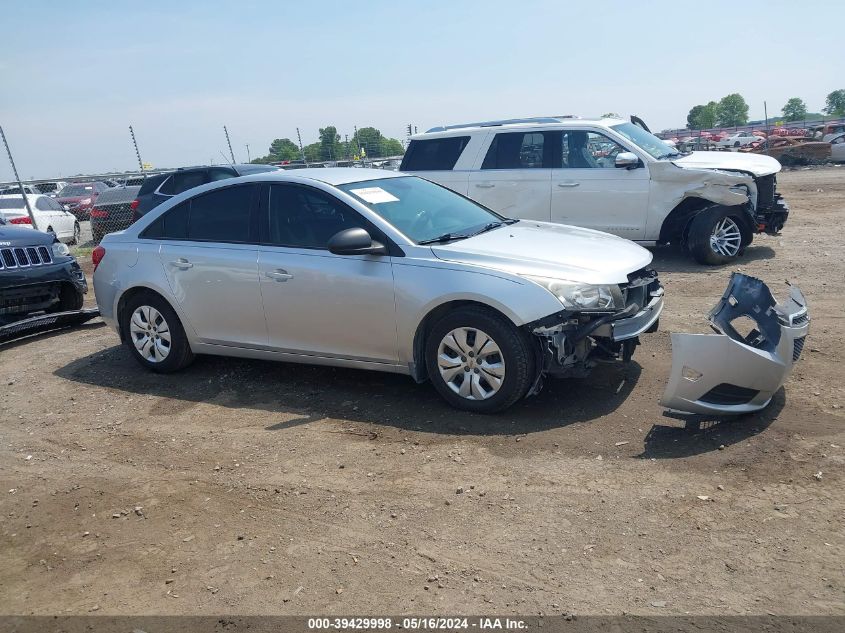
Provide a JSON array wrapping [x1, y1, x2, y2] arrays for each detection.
[[0, 219, 87, 326], [90, 185, 141, 243], [131, 164, 279, 220]]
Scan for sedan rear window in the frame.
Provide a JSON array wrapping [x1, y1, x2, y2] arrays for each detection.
[[59, 185, 94, 196], [0, 198, 26, 209], [400, 136, 470, 171]]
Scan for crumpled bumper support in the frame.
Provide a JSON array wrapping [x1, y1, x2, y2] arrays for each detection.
[[661, 273, 808, 415], [0, 308, 100, 345]]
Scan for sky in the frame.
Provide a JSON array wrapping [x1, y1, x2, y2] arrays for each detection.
[[0, 0, 842, 180]]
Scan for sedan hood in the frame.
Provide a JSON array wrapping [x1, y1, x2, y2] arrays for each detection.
[[431, 222, 653, 285], [673, 151, 781, 177]]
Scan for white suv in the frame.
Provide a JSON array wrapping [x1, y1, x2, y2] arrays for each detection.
[[400, 117, 789, 264]]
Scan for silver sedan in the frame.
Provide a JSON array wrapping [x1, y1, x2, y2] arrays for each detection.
[[92, 169, 663, 412]]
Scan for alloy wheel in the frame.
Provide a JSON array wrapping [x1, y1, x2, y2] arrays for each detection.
[[437, 327, 505, 400], [129, 305, 171, 362], [709, 216, 742, 257]]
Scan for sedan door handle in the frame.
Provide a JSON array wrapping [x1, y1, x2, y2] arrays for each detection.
[[557, 182, 580, 188], [266, 269, 293, 282], [170, 258, 193, 269], [475, 183, 495, 189]]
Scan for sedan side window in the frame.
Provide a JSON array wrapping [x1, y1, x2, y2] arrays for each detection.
[[267, 185, 368, 249], [560, 131, 627, 168], [482, 132, 549, 169], [35, 197, 52, 211], [142, 201, 189, 240]]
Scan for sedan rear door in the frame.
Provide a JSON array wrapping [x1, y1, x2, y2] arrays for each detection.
[[152, 183, 267, 347]]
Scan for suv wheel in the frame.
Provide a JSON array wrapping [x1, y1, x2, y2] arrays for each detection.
[[425, 306, 535, 413], [687, 206, 745, 265], [122, 292, 194, 373]]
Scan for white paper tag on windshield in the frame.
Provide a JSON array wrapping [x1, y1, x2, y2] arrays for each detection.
[[349, 186, 399, 204]]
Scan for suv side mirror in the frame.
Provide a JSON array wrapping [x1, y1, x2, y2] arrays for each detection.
[[328, 227, 388, 256], [615, 152, 640, 169]]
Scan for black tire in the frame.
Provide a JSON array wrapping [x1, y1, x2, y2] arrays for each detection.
[[425, 306, 535, 413], [734, 141, 740, 148], [686, 205, 746, 265], [121, 291, 194, 373], [70, 222, 81, 245]]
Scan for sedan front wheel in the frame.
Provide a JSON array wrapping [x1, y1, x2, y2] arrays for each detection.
[[425, 306, 535, 413]]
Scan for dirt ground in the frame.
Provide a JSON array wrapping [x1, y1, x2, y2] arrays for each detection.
[[1, 167, 843, 616]]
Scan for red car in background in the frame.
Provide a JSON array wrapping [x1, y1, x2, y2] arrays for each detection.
[[56, 181, 110, 220]]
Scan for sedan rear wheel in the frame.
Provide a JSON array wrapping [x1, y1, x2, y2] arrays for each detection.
[[425, 306, 535, 413], [122, 292, 194, 373]]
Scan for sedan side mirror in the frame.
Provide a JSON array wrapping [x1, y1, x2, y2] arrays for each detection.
[[328, 227, 388, 256], [615, 152, 641, 169]]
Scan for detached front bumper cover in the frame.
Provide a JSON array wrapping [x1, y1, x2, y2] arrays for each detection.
[[661, 273, 808, 415]]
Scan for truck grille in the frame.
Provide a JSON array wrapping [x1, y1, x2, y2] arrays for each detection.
[[0, 246, 53, 270]]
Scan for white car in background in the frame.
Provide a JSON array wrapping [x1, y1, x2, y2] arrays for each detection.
[[830, 133, 845, 162], [0, 194, 81, 244], [717, 131, 764, 148]]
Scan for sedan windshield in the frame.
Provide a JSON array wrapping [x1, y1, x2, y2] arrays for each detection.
[[338, 176, 508, 244], [611, 122, 680, 159]]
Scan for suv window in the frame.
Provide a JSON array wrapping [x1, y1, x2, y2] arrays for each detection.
[[560, 131, 627, 168], [267, 185, 367, 249], [400, 136, 470, 171], [207, 168, 237, 182], [187, 185, 254, 242], [482, 132, 551, 169], [138, 173, 168, 195], [159, 171, 207, 196]]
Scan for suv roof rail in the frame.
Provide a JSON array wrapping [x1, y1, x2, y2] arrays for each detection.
[[425, 116, 579, 133]]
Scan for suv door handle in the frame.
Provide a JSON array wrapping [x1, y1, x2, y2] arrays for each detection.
[[475, 183, 495, 189], [170, 258, 193, 269], [557, 182, 580, 188], [266, 269, 293, 282]]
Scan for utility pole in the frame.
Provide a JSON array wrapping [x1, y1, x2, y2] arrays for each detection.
[[345, 134, 349, 160], [296, 127, 308, 166], [223, 125, 236, 164], [0, 125, 36, 225], [129, 125, 144, 173], [245, 144, 251, 163], [763, 101, 770, 151]]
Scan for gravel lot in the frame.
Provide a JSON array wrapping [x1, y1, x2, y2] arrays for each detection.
[[1, 167, 843, 616]]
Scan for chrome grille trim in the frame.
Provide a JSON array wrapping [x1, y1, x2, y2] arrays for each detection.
[[0, 245, 53, 270]]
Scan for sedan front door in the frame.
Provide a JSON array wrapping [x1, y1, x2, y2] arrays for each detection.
[[258, 183, 398, 363]]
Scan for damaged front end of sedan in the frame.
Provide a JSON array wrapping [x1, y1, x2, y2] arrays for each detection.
[[525, 268, 664, 392], [662, 273, 809, 414]]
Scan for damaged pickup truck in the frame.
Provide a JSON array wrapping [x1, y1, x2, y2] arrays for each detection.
[[663, 273, 808, 414], [401, 116, 789, 264]]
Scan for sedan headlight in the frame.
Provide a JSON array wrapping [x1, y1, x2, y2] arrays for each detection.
[[51, 242, 70, 258], [525, 276, 622, 311]]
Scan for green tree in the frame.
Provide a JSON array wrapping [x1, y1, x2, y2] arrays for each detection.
[[686, 101, 718, 129], [355, 127, 385, 158], [781, 98, 808, 122], [302, 142, 322, 163], [380, 137, 405, 156], [268, 138, 301, 161], [716, 94, 749, 127], [318, 126, 341, 161], [823, 89, 845, 116]]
